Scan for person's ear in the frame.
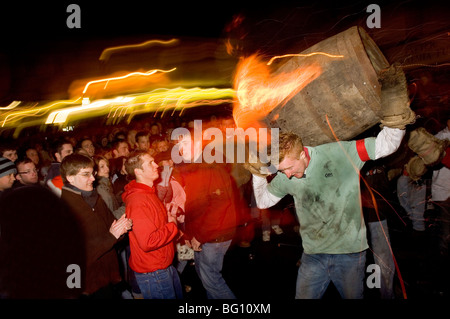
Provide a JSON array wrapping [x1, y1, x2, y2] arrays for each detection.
[[299, 151, 306, 160], [66, 175, 75, 184], [134, 167, 142, 179]]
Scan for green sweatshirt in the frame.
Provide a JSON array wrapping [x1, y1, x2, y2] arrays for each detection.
[[268, 138, 376, 254]]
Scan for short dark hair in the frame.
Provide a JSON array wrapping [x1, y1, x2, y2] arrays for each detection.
[[60, 154, 94, 184], [135, 130, 149, 142], [0, 141, 16, 155], [15, 157, 34, 167], [111, 139, 129, 151], [51, 139, 73, 158]]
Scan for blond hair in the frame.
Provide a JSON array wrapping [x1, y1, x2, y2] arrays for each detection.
[[278, 132, 304, 163]]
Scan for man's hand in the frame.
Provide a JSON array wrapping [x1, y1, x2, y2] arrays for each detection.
[[190, 237, 202, 251], [167, 210, 177, 225], [109, 214, 133, 239]]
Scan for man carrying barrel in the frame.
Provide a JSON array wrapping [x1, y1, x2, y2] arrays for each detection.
[[245, 64, 415, 299]]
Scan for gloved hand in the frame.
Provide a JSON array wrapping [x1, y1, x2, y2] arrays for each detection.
[[408, 127, 449, 166], [378, 64, 416, 129], [405, 155, 427, 181], [243, 152, 272, 178]]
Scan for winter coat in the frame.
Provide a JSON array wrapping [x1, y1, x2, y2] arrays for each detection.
[[61, 186, 121, 295]]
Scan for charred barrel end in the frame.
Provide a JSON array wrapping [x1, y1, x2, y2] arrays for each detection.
[[378, 63, 416, 129]]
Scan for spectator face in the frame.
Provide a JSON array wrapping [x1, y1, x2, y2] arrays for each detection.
[[135, 135, 150, 151], [150, 125, 160, 136], [127, 130, 137, 146], [0, 173, 15, 191], [2, 149, 18, 163], [16, 162, 39, 185], [56, 143, 74, 162], [81, 140, 95, 157], [114, 141, 130, 158], [26, 148, 40, 165], [97, 159, 110, 178], [156, 140, 169, 153], [136, 154, 159, 183], [66, 167, 96, 192], [178, 136, 202, 162]]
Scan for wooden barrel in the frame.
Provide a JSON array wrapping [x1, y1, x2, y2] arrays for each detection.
[[265, 26, 390, 146]]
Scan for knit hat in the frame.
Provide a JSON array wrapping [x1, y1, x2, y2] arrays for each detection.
[[0, 157, 17, 178]]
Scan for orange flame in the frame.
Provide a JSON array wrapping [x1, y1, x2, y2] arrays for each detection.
[[232, 54, 322, 130]]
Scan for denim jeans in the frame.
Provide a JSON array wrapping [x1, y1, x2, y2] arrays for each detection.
[[397, 175, 426, 231], [194, 240, 236, 299], [296, 251, 366, 299], [367, 219, 395, 299], [134, 265, 183, 299]]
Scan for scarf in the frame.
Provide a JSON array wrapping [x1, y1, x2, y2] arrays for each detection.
[[65, 183, 99, 209]]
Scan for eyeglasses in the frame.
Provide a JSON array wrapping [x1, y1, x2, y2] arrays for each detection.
[[18, 169, 38, 175], [77, 171, 97, 178]]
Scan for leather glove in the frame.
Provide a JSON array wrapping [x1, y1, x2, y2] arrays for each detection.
[[408, 127, 449, 166], [243, 152, 272, 178], [378, 64, 416, 129]]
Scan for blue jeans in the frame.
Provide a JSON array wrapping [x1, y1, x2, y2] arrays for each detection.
[[194, 240, 236, 299], [134, 265, 183, 299], [296, 251, 366, 299], [368, 219, 395, 299]]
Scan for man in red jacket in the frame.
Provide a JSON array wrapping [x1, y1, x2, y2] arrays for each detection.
[[122, 150, 182, 299], [172, 132, 238, 299]]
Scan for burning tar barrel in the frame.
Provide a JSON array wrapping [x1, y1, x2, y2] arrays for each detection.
[[265, 26, 390, 146]]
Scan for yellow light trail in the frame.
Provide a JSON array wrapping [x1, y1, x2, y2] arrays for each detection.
[[266, 52, 345, 65], [0, 101, 21, 110], [99, 39, 180, 61], [81, 68, 177, 95], [45, 87, 235, 125], [46, 97, 135, 124], [1, 98, 81, 128]]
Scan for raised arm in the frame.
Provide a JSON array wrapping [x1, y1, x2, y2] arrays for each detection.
[[374, 126, 405, 159], [252, 175, 282, 209]]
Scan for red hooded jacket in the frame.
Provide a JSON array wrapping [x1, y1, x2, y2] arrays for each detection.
[[122, 180, 178, 273]]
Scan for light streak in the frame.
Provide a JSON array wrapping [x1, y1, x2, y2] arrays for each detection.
[[43, 87, 235, 125], [45, 96, 135, 124], [99, 39, 179, 61], [0, 101, 21, 110], [1, 99, 81, 128], [81, 68, 177, 96], [266, 52, 344, 65]]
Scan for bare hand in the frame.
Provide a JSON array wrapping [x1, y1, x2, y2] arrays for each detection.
[[191, 237, 202, 251], [167, 210, 177, 225], [109, 215, 132, 239]]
